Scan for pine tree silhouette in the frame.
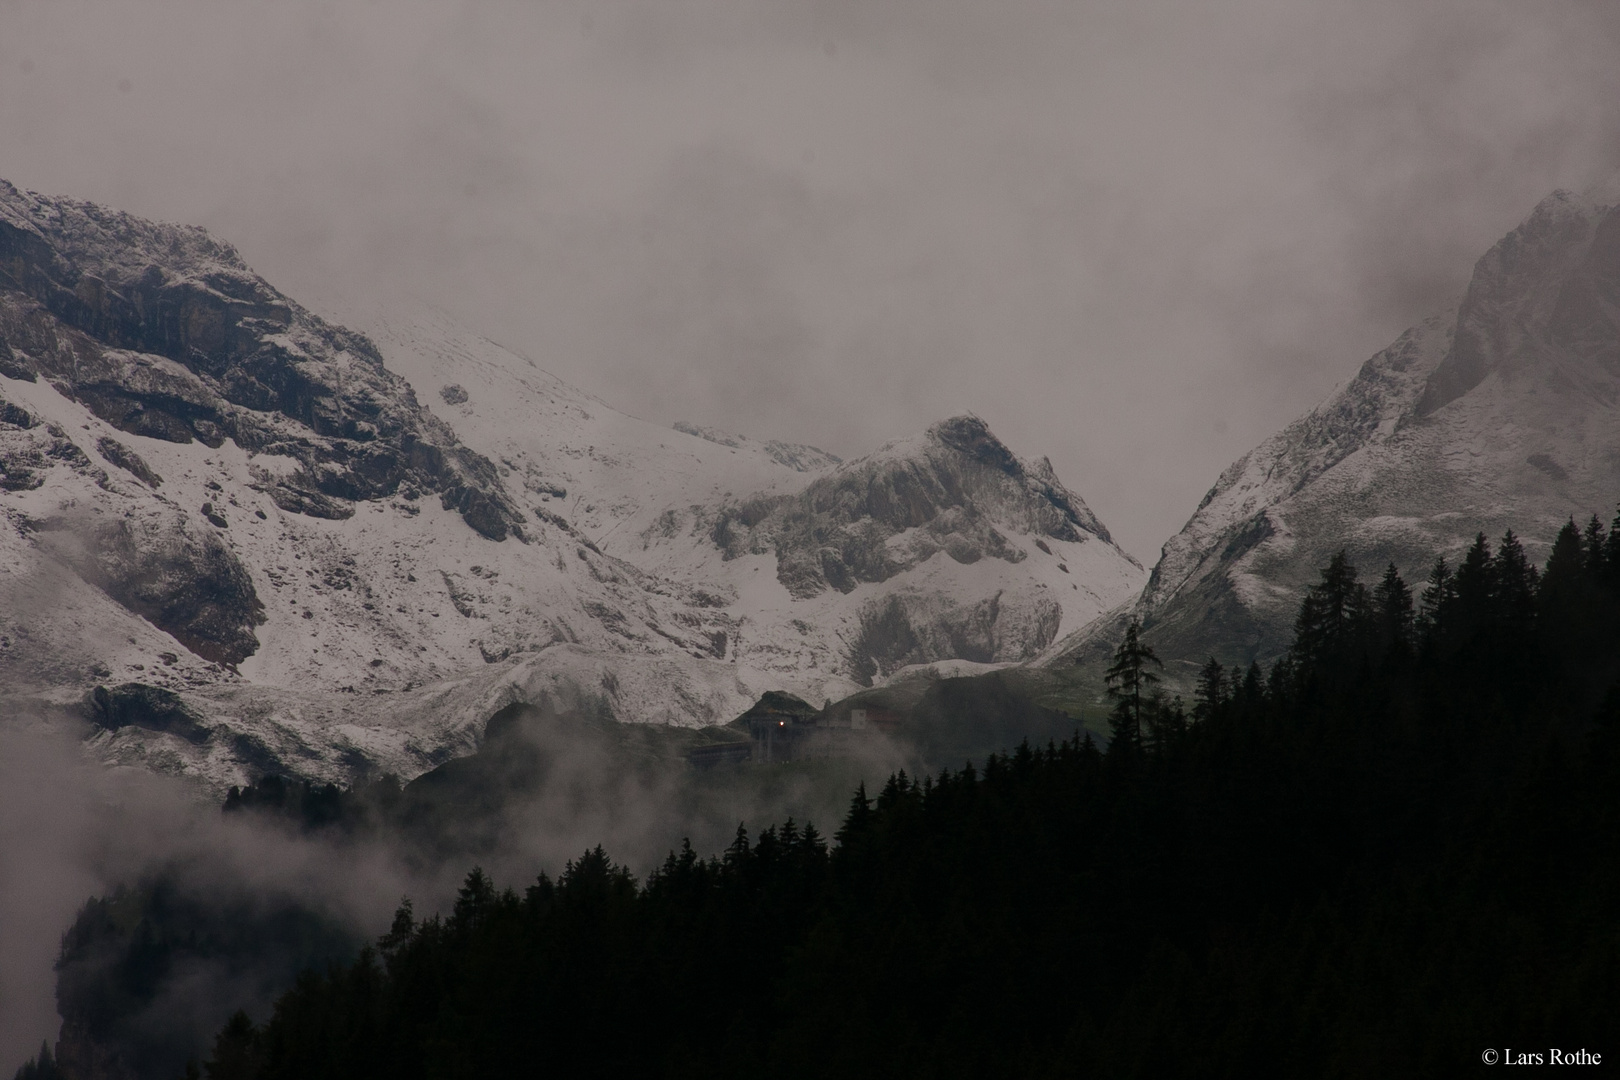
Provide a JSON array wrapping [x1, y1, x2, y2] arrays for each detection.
[[1105, 620, 1162, 753]]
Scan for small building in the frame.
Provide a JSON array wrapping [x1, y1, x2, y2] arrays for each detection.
[[739, 690, 822, 764], [723, 691, 905, 764], [683, 691, 912, 767]]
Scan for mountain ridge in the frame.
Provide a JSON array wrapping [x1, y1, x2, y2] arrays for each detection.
[[0, 182, 1144, 791], [1052, 178, 1620, 681]]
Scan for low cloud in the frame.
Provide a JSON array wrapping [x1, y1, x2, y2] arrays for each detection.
[[0, 702, 902, 1076], [0, 718, 412, 1074], [3, 2, 1618, 559]]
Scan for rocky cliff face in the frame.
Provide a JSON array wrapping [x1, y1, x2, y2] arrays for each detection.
[[0, 180, 523, 542], [1057, 177, 1620, 680], [705, 416, 1122, 599], [638, 415, 1142, 687]]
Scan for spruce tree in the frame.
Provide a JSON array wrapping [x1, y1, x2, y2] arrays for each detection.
[[1538, 521, 1590, 678], [1146, 694, 1188, 752], [1583, 514, 1608, 579], [1371, 563, 1414, 657], [1445, 533, 1494, 652], [451, 867, 495, 932], [1240, 661, 1264, 703], [1539, 521, 1585, 609], [1418, 556, 1454, 636], [12, 1043, 64, 1080], [1266, 655, 1296, 702], [1291, 550, 1371, 672], [377, 898, 414, 960], [1105, 621, 1162, 752], [834, 783, 873, 846], [1607, 505, 1620, 582], [1492, 530, 1538, 620], [203, 1012, 263, 1080], [1193, 657, 1226, 722]]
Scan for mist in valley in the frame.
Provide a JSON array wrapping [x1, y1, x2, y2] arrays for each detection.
[[0, 703, 915, 1076]]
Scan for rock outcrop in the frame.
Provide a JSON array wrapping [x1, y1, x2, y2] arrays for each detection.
[[672, 420, 842, 473], [40, 509, 266, 665], [708, 415, 1126, 600], [0, 179, 524, 540], [848, 588, 1064, 685]]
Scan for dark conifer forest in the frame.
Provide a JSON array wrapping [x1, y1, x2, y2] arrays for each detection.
[[22, 512, 1620, 1079]]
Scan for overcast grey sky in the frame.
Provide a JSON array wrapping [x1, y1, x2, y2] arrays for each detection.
[[2, 1, 1618, 559]]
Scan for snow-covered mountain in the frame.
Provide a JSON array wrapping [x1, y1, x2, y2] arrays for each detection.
[[0, 180, 1143, 790], [1054, 174, 1620, 680]]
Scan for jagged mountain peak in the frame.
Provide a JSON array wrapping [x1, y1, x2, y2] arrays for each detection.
[[924, 415, 1117, 547], [0, 178, 247, 283], [1416, 184, 1619, 417], [816, 414, 1120, 547], [701, 413, 1136, 603], [1057, 179, 1620, 678]]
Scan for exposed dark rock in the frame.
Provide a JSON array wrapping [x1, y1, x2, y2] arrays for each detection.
[[42, 424, 89, 466], [71, 349, 232, 446], [0, 331, 35, 380], [94, 435, 162, 486], [763, 439, 841, 472], [674, 420, 742, 448], [0, 178, 524, 538], [265, 481, 354, 520], [441, 482, 521, 542], [0, 395, 37, 428], [230, 731, 286, 775], [0, 418, 103, 491], [0, 458, 42, 490], [847, 588, 1063, 686], [1417, 192, 1614, 416], [708, 416, 1118, 599], [48, 512, 267, 664], [439, 383, 469, 405], [674, 420, 841, 472], [441, 570, 480, 618], [88, 682, 211, 744]]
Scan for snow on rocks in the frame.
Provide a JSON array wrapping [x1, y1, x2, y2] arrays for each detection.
[[2, 186, 1145, 792], [1051, 180, 1620, 679]]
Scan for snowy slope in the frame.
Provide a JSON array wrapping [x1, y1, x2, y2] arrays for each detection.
[[338, 302, 830, 558], [343, 307, 1144, 689], [1, 182, 1143, 792], [1053, 177, 1620, 680]]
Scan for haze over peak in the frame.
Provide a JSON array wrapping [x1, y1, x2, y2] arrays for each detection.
[[1584, 167, 1620, 207], [1055, 179, 1620, 680]]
